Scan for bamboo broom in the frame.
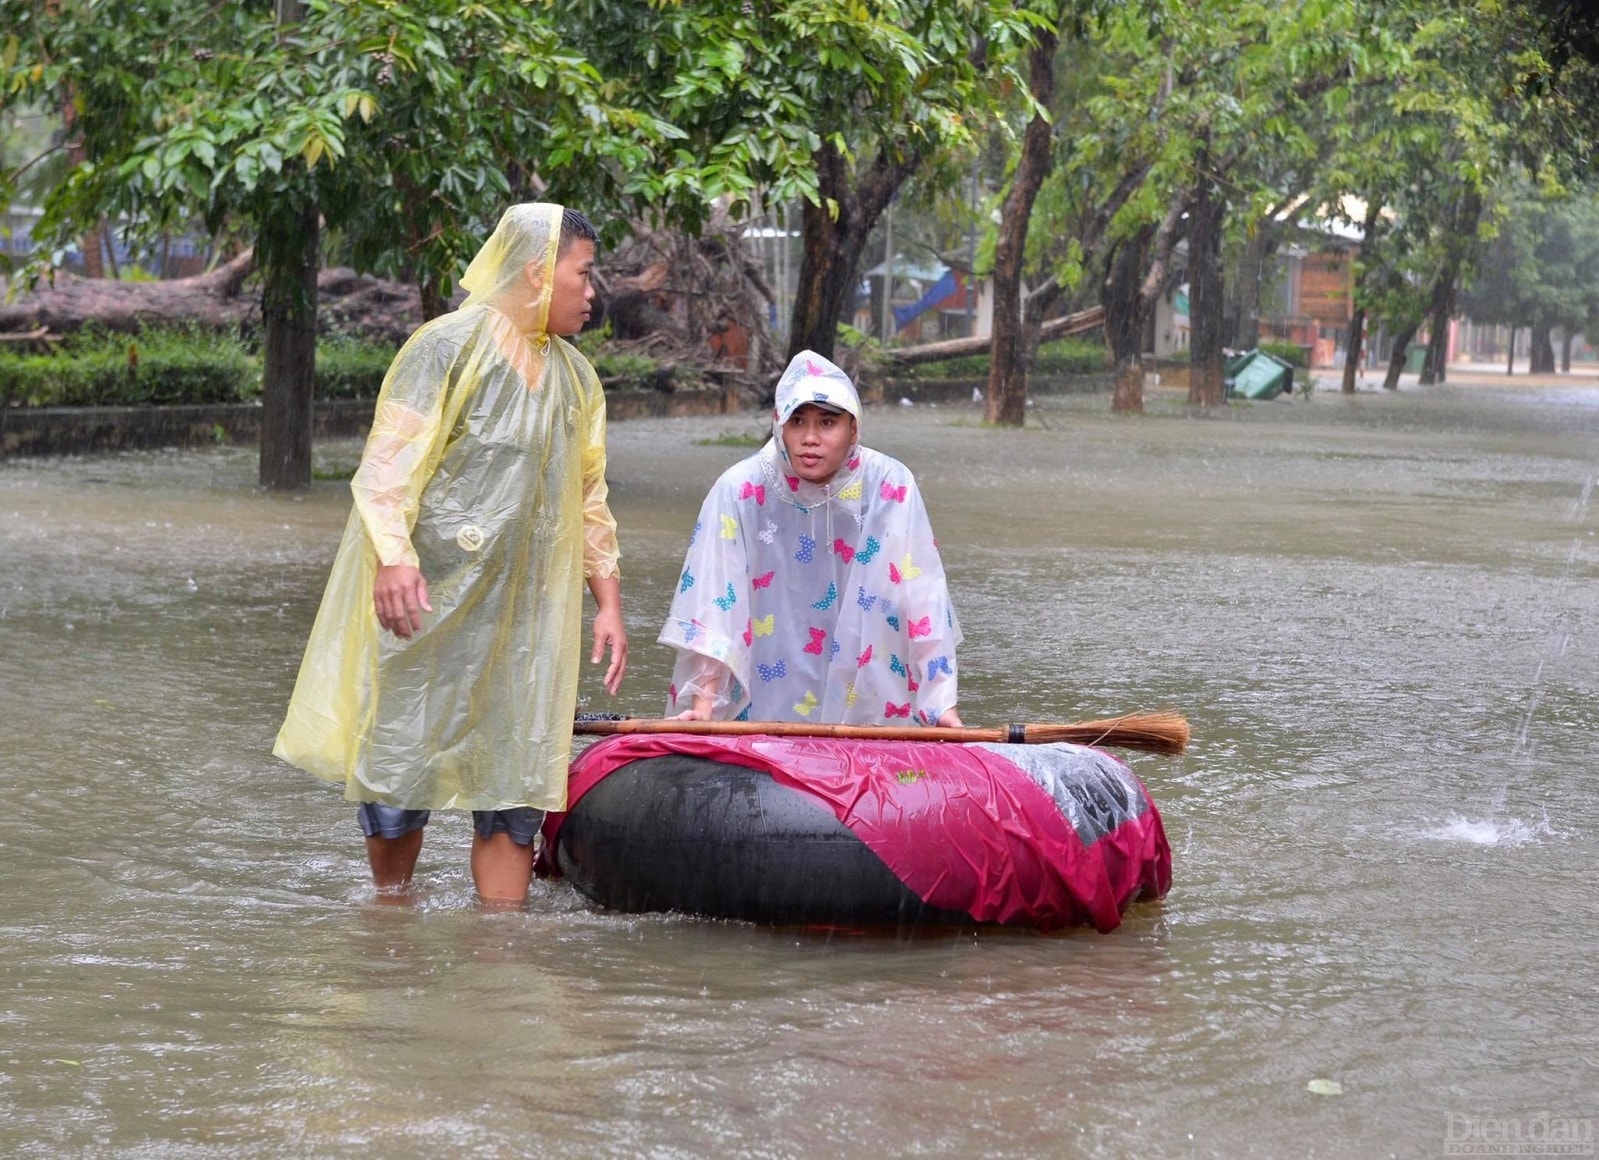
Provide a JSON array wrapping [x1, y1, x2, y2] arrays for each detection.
[[572, 712, 1189, 756]]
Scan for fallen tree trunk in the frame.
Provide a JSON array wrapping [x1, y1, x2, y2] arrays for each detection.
[[0, 253, 436, 347], [0, 251, 258, 335], [881, 305, 1104, 367]]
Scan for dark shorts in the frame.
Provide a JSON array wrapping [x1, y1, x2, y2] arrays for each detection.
[[356, 803, 543, 847]]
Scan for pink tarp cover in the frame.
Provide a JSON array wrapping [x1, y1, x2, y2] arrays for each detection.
[[542, 734, 1171, 932]]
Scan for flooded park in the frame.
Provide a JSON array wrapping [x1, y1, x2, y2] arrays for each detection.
[[0, 373, 1593, 1156]]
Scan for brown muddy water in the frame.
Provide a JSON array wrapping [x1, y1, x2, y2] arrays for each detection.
[[1, 379, 1595, 1157]]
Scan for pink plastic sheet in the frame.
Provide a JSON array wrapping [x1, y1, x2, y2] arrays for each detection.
[[542, 734, 1171, 932]]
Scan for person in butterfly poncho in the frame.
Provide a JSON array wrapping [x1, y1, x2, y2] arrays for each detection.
[[661, 350, 962, 726], [274, 203, 627, 904]]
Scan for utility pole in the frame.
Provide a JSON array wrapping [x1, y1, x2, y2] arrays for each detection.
[[880, 203, 894, 342]]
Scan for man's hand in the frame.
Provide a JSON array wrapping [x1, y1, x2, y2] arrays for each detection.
[[590, 604, 628, 695], [587, 573, 628, 696], [374, 564, 432, 639]]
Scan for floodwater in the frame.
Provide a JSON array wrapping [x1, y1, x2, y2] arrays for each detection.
[[2, 377, 1595, 1157]]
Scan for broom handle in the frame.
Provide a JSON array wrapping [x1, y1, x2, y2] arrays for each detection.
[[572, 712, 1189, 755]]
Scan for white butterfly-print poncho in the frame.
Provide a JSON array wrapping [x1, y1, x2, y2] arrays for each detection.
[[659, 350, 961, 725]]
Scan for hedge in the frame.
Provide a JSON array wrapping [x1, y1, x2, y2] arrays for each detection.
[[0, 327, 397, 408], [886, 335, 1106, 382]]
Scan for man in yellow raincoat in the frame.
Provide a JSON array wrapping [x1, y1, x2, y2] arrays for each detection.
[[274, 203, 627, 904]]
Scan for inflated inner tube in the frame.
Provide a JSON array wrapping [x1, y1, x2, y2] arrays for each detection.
[[555, 754, 977, 927]]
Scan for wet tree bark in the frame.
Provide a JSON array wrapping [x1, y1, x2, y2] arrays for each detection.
[[1529, 321, 1556, 373], [787, 141, 921, 362], [258, 196, 320, 491], [1342, 202, 1380, 395], [1419, 191, 1481, 386], [1105, 229, 1153, 412], [1227, 224, 1275, 350], [1342, 306, 1366, 395], [1186, 151, 1226, 407], [1420, 275, 1453, 385], [0, 251, 256, 333], [986, 23, 1058, 427], [1382, 321, 1417, 391]]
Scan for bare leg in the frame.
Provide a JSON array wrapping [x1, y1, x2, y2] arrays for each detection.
[[470, 831, 535, 906], [365, 829, 424, 897]]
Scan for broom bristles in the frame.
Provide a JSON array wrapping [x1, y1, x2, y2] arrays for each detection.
[[1023, 713, 1190, 755]]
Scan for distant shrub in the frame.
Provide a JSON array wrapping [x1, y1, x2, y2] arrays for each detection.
[[315, 334, 395, 399], [890, 335, 1105, 381], [592, 350, 666, 392], [1259, 340, 1308, 368], [1034, 336, 1108, 375]]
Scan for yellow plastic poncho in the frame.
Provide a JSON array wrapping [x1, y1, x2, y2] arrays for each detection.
[[273, 203, 619, 812]]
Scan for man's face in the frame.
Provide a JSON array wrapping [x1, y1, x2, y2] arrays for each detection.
[[781, 403, 857, 485], [544, 239, 596, 337]]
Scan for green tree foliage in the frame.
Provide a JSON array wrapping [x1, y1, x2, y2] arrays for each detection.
[[568, 0, 1040, 362], [1, 0, 672, 487], [1458, 182, 1599, 371]]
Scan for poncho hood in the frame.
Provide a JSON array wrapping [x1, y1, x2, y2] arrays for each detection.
[[765, 349, 863, 506], [459, 203, 564, 337]]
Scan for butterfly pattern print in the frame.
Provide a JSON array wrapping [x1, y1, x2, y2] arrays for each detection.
[[663, 438, 961, 726]]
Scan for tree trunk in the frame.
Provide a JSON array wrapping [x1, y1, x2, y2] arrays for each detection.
[[1186, 154, 1226, 406], [1341, 306, 1365, 395], [1105, 231, 1152, 413], [986, 24, 1058, 427], [1382, 320, 1417, 391], [0, 251, 256, 334], [1228, 224, 1274, 349], [882, 303, 1098, 366], [787, 141, 921, 362], [1527, 321, 1555, 373], [1419, 191, 1480, 385], [1420, 275, 1452, 385], [1342, 201, 1380, 395], [418, 273, 448, 322], [1561, 329, 1573, 373], [1507, 328, 1515, 375], [258, 197, 320, 491]]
